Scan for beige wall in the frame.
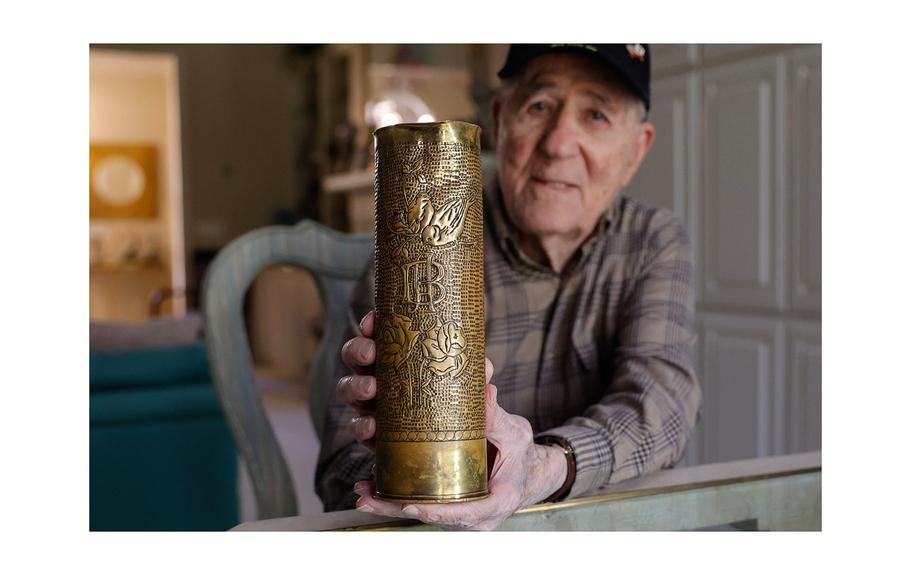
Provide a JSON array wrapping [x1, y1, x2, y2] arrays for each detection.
[[90, 50, 183, 321], [177, 44, 300, 251]]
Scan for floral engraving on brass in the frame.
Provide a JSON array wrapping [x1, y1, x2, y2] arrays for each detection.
[[421, 320, 468, 377], [377, 313, 419, 369]]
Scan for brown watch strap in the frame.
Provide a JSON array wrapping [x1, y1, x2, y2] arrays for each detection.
[[536, 435, 576, 503]]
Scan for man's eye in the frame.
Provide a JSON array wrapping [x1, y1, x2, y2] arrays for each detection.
[[590, 110, 609, 122], [528, 101, 548, 113]]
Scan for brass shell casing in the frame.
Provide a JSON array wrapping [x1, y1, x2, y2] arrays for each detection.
[[372, 121, 487, 503]]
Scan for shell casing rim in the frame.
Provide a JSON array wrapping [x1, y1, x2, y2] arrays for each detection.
[[374, 438, 489, 503], [373, 120, 481, 148]]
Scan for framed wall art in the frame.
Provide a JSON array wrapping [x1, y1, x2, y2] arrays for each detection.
[[89, 144, 158, 219]]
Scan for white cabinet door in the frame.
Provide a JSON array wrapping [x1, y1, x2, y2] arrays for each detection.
[[664, 45, 821, 470], [698, 313, 785, 464], [650, 44, 699, 76], [626, 73, 698, 226], [703, 44, 794, 64], [786, 321, 822, 454], [789, 46, 822, 314], [700, 55, 787, 310]]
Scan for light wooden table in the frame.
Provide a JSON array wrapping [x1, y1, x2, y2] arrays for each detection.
[[232, 451, 820, 531]]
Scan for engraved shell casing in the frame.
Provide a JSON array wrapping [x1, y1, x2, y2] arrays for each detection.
[[372, 121, 488, 503]]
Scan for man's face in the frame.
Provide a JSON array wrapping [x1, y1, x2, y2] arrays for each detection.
[[493, 53, 654, 243]]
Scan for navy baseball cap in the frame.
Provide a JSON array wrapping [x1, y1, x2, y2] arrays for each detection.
[[497, 44, 651, 111]]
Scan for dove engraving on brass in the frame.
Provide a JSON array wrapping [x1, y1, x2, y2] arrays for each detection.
[[391, 194, 474, 247]]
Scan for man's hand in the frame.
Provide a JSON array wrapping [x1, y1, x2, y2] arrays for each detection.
[[336, 310, 569, 531], [337, 310, 379, 448]]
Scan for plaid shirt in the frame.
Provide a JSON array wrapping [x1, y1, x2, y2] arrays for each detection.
[[315, 183, 702, 511]]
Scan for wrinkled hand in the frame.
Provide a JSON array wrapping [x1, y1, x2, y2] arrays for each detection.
[[337, 310, 567, 531], [337, 311, 380, 448]]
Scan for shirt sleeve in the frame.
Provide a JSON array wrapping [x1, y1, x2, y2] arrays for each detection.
[[536, 212, 702, 500], [314, 262, 377, 511]]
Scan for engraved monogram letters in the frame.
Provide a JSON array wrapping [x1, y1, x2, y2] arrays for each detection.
[[401, 257, 446, 308]]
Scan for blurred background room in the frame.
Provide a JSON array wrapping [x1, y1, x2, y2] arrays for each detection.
[[88, 43, 820, 530]]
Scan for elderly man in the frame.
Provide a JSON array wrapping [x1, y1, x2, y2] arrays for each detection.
[[316, 44, 702, 530]]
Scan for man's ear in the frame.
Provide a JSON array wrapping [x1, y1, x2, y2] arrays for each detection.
[[620, 120, 656, 187]]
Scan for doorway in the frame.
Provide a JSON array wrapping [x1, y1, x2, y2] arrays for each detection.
[[89, 49, 186, 321]]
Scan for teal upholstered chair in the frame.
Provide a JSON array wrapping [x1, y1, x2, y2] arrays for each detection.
[[89, 341, 239, 531], [202, 220, 373, 521]]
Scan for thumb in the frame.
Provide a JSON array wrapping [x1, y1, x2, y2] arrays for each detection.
[[484, 383, 509, 447], [359, 311, 375, 338], [484, 357, 494, 385]]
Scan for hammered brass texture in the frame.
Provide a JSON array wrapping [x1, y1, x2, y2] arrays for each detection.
[[373, 121, 488, 503]]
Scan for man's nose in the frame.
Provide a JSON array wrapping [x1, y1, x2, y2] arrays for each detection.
[[539, 107, 580, 159]]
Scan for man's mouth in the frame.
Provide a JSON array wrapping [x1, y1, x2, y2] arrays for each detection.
[[531, 176, 579, 191]]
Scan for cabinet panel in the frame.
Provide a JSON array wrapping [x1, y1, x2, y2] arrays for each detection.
[[700, 56, 786, 310], [703, 44, 792, 63], [627, 73, 697, 225], [789, 46, 822, 313], [786, 321, 821, 453], [698, 314, 785, 464], [650, 44, 699, 76]]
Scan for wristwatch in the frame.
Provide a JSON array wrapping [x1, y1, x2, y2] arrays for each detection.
[[536, 434, 576, 503]]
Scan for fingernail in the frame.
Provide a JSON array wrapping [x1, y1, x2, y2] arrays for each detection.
[[357, 375, 374, 396], [353, 417, 365, 437], [349, 416, 361, 436], [401, 505, 420, 518], [356, 498, 374, 513]]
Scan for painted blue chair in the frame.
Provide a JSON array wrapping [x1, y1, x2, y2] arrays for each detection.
[[202, 220, 373, 521]]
